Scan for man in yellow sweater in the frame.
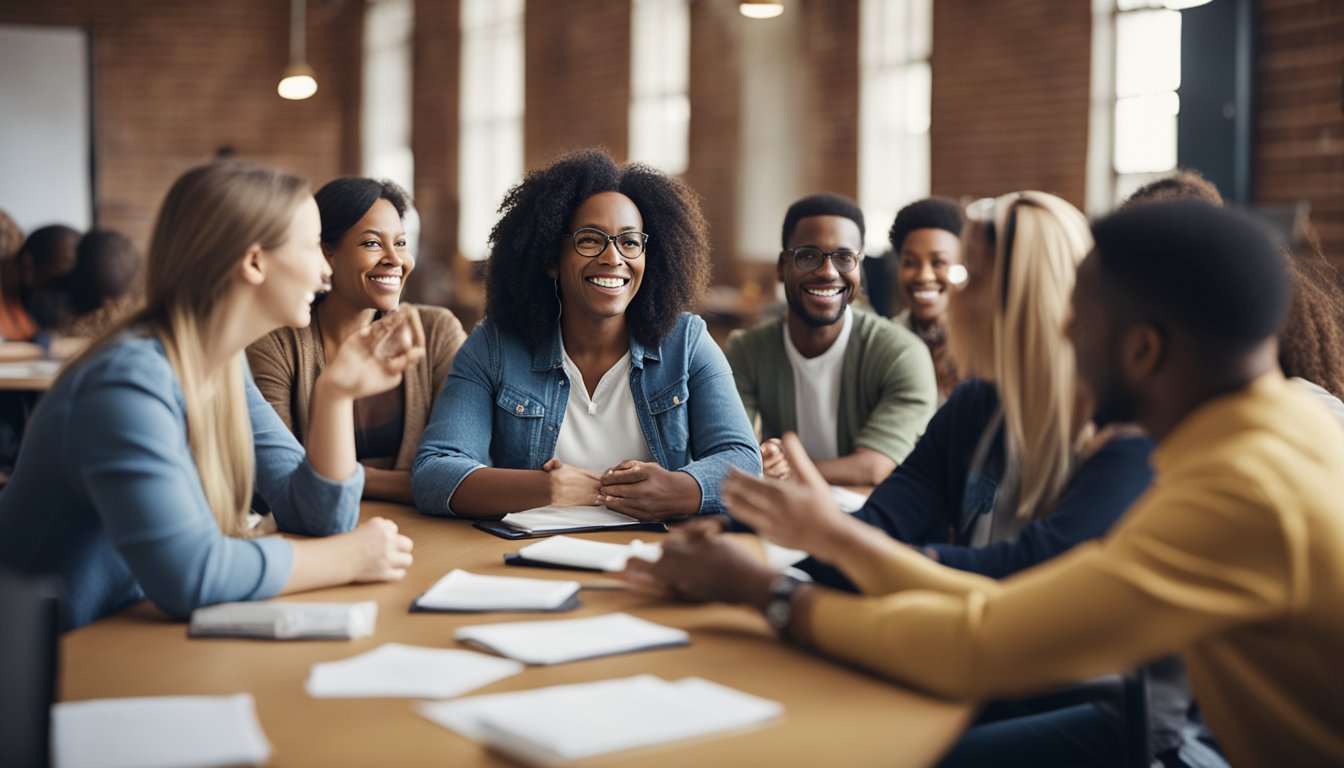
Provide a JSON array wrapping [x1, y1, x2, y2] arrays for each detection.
[[624, 199, 1344, 766]]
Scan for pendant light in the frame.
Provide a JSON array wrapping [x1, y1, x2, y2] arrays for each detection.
[[739, 0, 784, 19], [278, 0, 318, 100]]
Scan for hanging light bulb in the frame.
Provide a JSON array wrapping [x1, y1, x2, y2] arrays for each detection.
[[739, 0, 784, 19], [278, 0, 318, 100]]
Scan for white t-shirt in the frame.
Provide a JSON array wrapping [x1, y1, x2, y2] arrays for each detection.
[[781, 308, 853, 462], [552, 342, 655, 474]]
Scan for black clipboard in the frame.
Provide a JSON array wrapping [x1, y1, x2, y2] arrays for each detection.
[[502, 553, 606, 573], [473, 519, 667, 540]]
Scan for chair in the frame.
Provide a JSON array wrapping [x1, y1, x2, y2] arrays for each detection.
[[0, 572, 62, 768]]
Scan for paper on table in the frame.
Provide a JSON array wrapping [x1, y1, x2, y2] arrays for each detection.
[[455, 612, 688, 665], [417, 674, 782, 767], [500, 506, 641, 533], [52, 693, 270, 768], [306, 643, 523, 698], [831, 485, 871, 513], [515, 536, 663, 571], [413, 569, 580, 612], [188, 601, 376, 640]]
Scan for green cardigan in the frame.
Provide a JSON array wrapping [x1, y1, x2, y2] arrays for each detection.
[[724, 309, 936, 464]]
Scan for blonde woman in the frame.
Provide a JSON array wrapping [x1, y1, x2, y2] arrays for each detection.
[[0, 161, 418, 630]]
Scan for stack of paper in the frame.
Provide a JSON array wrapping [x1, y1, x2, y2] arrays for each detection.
[[52, 693, 270, 768], [306, 643, 523, 698], [512, 536, 662, 572], [455, 612, 688, 665], [417, 674, 782, 766], [412, 570, 580, 612], [500, 506, 643, 533], [188, 601, 377, 639]]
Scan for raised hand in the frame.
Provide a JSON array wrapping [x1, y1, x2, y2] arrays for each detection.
[[321, 305, 427, 400], [722, 432, 851, 559]]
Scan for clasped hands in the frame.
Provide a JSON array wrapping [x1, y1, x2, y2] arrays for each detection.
[[541, 457, 701, 521]]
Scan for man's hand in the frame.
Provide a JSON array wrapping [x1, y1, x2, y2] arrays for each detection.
[[619, 517, 775, 605], [760, 438, 792, 480]]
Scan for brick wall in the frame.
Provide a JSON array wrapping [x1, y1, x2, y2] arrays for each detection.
[[800, 0, 860, 199], [685, 0, 743, 284], [523, 0, 630, 169], [0, 0, 362, 248], [1255, 0, 1344, 265], [408, 0, 459, 307], [930, 0, 1092, 207]]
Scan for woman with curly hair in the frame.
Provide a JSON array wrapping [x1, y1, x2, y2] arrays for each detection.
[[412, 148, 760, 519]]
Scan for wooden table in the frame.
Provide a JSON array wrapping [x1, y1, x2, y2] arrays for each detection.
[[61, 502, 973, 767]]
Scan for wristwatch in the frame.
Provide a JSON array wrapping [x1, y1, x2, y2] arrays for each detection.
[[765, 573, 805, 635]]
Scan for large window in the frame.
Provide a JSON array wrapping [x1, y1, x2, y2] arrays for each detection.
[[1087, 0, 1182, 212], [858, 0, 932, 253], [629, 0, 690, 175], [362, 0, 414, 190], [459, 0, 524, 261]]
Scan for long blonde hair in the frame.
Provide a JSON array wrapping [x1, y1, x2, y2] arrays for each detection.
[[950, 191, 1093, 519], [79, 161, 310, 536]]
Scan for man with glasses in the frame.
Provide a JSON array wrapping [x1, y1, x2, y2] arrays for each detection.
[[725, 193, 936, 487]]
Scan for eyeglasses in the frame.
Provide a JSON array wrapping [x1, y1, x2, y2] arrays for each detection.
[[783, 247, 862, 274], [559, 228, 650, 259]]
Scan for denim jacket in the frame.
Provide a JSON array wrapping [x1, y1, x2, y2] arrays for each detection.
[[412, 313, 762, 516]]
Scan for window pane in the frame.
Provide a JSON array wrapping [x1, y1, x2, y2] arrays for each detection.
[[460, 0, 524, 260], [629, 0, 689, 175], [1114, 92, 1178, 173], [363, 0, 414, 192], [1115, 9, 1180, 97]]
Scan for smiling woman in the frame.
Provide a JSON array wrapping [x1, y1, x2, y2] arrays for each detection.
[[411, 148, 761, 521], [247, 177, 467, 505]]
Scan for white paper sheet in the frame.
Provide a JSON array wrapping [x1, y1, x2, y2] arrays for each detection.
[[52, 693, 270, 768], [305, 643, 523, 698], [455, 612, 689, 665], [414, 569, 580, 612], [516, 536, 662, 571], [188, 600, 376, 639], [500, 506, 641, 532], [417, 674, 782, 766], [831, 485, 871, 513]]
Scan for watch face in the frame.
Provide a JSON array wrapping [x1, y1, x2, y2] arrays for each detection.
[[766, 599, 791, 633]]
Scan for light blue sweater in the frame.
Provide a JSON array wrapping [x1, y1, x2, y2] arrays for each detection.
[[0, 333, 363, 629]]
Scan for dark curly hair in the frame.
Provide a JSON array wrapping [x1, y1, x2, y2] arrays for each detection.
[[1278, 224, 1344, 399], [484, 148, 710, 348], [781, 193, 864, 248], [1119, 168, 1223, 210], [888, 196, 963, 253]]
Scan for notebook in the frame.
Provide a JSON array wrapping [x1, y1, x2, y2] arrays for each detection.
[[417, 674, 783, 766], [188, 601, 377, 640], [306, 643, 523, 699], [474, 505, 667, 540], [52, 693, 271, 768], [505, 536, 663, 572], [454, 612, 688, 665], [411, 569, 580, 612]]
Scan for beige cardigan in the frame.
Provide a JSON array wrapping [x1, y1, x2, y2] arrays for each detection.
[[246, 304, 467, 470]]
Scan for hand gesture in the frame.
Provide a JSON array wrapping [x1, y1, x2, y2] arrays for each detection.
[[599, 460, 701, 521], [722, 432, 848, 557], [322, 305, 427, 400], [619, 518, 774, 604], [760, 438, 792, 479], [349, 517, 414, 582], [542, 458, 602, 506]]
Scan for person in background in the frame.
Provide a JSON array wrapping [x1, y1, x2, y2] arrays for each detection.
[[0, 160, 418, 630], [726, 193, 936, 486], [1123, 169, 1344, 425], [891, 197, 966, 403], [62, 228, 145, 339], [413, 148, 761, 520], [626, 199, 1344, 767], [248, 177, 466, 505], [16, 223, 80, 332], [0, 208, 34, 341]]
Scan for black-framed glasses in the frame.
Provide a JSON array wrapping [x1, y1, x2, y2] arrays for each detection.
[[559, 228, 650, 259], [783, 247, 862, 273]]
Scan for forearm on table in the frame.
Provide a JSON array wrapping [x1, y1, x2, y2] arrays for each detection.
[[361, 467, 414, 505], [444, 468, 555, 518], [814, 447, 897, 486], [282, 536, 358, 594], [821, 514, 993, 597]]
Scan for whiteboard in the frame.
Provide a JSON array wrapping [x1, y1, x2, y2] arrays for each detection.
[[0, 24, 93, 234]]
